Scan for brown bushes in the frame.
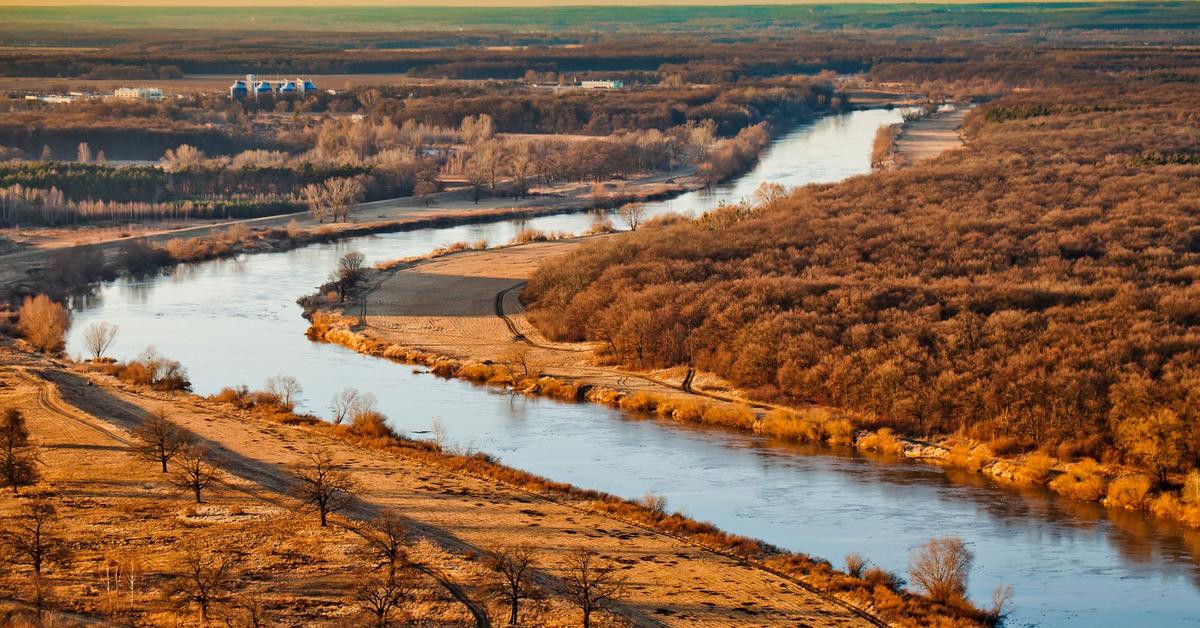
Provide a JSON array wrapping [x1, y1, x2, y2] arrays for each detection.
[[1049, 459, 1107, 502], [16, 294, 69, 354], [857, 428, 906, 456], [92, 346, 191, 391]]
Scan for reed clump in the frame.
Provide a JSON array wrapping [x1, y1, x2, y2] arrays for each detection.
[[856, 428, 906, 456], [1049, 458, 1108, 501]]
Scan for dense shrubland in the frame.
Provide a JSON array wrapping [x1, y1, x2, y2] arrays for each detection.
[[524, 61, 1200, 495]]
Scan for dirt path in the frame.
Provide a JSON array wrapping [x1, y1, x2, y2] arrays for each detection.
[[3, 355, 874, 627], [893, 108, 967, 166]]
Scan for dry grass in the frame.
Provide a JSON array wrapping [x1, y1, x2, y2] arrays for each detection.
[[856, 428, 906, 456], [1049, 459, 1108, 502], [1104, 475, 1152, 510]]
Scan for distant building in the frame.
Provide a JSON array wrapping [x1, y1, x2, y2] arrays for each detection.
[[581, 80, 624, 90], [231, 74, 319, 100], [112, 87, 164, 102]]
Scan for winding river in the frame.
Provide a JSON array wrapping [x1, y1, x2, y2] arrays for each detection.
[[66, 109, 1200, 627]]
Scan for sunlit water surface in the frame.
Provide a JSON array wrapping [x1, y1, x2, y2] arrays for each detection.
[[66, 109, 1200, 627]]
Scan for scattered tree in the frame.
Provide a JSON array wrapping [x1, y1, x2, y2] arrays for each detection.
[[17, 295, 70, 354], [909, 536, 974, 604], [83, 321, 119, 361], [356, 568, 411, 628], [1114, 409, 1190, 486], [265, 374, 303, 411], [617, 202, 646, 231], [291, 449, 356, 526], [167, 541, 236, 624], [364, 509, 409, 579], [331, 251, 367, 302], [331, 387, 363, 425], [132, 409, 186, 473], [488, 544, 541, 625], [0, 409, 39, 494], [562, 550, 626, 628], [0, 500, 71, 619], [76, 142, 92, 164], [171, 445, 217, 504]]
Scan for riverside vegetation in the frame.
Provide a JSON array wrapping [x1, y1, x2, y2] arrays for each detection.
[[523, 52, 1200, 528]]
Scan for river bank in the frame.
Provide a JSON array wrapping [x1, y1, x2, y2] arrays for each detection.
[[0, 340, 993, 627], [55, 107, 1200, 626], [303, 206, 1200, 540]]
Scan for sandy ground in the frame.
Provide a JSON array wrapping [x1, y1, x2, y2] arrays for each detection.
[[893, 108, 967, 166], [358, 239, 765, 409], [0, 347, 872, 627]]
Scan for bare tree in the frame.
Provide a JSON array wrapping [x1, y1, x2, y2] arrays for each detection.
[[488, 544, 541, 625], [562, 550, 626, 628], [364, 509, 408, 579], [324, 176, 366, 222], [83, 321, 119, 361], [291, 450, 356, 526], [101, 547, 142, 621], [617, 202, 646, 231], [234, 587, 270, 628], [168, 541, 236, 624], [265, 374, 303, 411], [17, 294, 70, 354], [845, 553, 868, 578], [0, 409, 39, 494], [331, 251, 367, 302], [0, 500, 71, 619], [301, 182, 330, 223], [909, 536, 974, 603], [76, 142, 92, 164], [171, 445, 217, 504], [132, 409, 186, 473], [356, 568, 411, 628], [331, 387, 363, 425]]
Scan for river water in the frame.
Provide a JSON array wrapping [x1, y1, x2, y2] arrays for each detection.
[[65, 109, 1200, 627]]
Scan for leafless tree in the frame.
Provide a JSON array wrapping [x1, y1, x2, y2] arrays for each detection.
[[101, 547, 142, 621], [301, 182, 330, 223], [414, 180, 439, 206], [291, 449, 356, 526], [845, 553, 868, 578], [171, 445, 217, 504], [502, 345, 539, 386], [909, 536, 974, 603], [331, 251, 367, 302], [364, 509, 409, 578], [83, 321, 119, 360], [0, 500, 71, 619], [168, 541, 236, 624], [265, 374, 303, 411], [617, 202, 646, 231], [562, 550, 626, 628], [356, 568, 412, 628], [488, 544, 541, 625], [331, 387, 363, 425], [234, 587, 271, 628], [17, 295, 70, 354], [76, 142, 91, 164], [0, 409, 39, 493], [325, 176, 366, 222], [132, 409, 186, 473]]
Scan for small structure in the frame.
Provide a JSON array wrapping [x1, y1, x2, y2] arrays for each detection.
[[112, 87, 164, 102], [581, 80, 624, 90], [230, 74, 319, 100]]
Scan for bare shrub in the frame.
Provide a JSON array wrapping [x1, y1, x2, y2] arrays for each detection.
[[845, 553, 867, 578], [637, 493, 667, 516], [857, 428, 906, 456], [291, 449, 356, 526], [617, 202, 646, 231], [17, 295, 69, 354], [1048, 458, 1107, 501], [1105, 475, 1151, 510], [82, 321, 119, 360], [908, 536, 973, 604]]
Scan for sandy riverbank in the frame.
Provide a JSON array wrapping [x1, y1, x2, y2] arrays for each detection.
[[892, 108, 968, 166], [0, 344, 884, 626]]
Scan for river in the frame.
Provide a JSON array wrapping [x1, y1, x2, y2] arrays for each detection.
[[65, 108, 1200, 627]]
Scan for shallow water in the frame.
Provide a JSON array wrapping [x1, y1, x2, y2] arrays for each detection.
[[65, 109, 1200, 627]]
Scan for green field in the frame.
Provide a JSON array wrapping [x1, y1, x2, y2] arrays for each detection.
[[2, 3, 1198, 33]]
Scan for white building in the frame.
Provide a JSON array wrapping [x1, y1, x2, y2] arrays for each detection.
[[580, 80, 624, 90], [112, 87, 165, 102]]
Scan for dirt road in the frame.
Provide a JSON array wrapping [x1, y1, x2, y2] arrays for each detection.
[[893, 108, 967, 166]]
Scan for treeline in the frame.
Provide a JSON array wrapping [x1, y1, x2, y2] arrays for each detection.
[[523, 59, 1200, 484]]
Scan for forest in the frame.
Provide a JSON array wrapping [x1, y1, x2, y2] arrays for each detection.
[[524, 55, 1200, 483]]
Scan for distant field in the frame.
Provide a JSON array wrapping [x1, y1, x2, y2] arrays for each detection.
[[2, 3, 1199, 33], [0, 74, 479, 94]]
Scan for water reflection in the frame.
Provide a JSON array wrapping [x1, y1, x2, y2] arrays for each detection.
[[61, 109, 1200, 627]]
